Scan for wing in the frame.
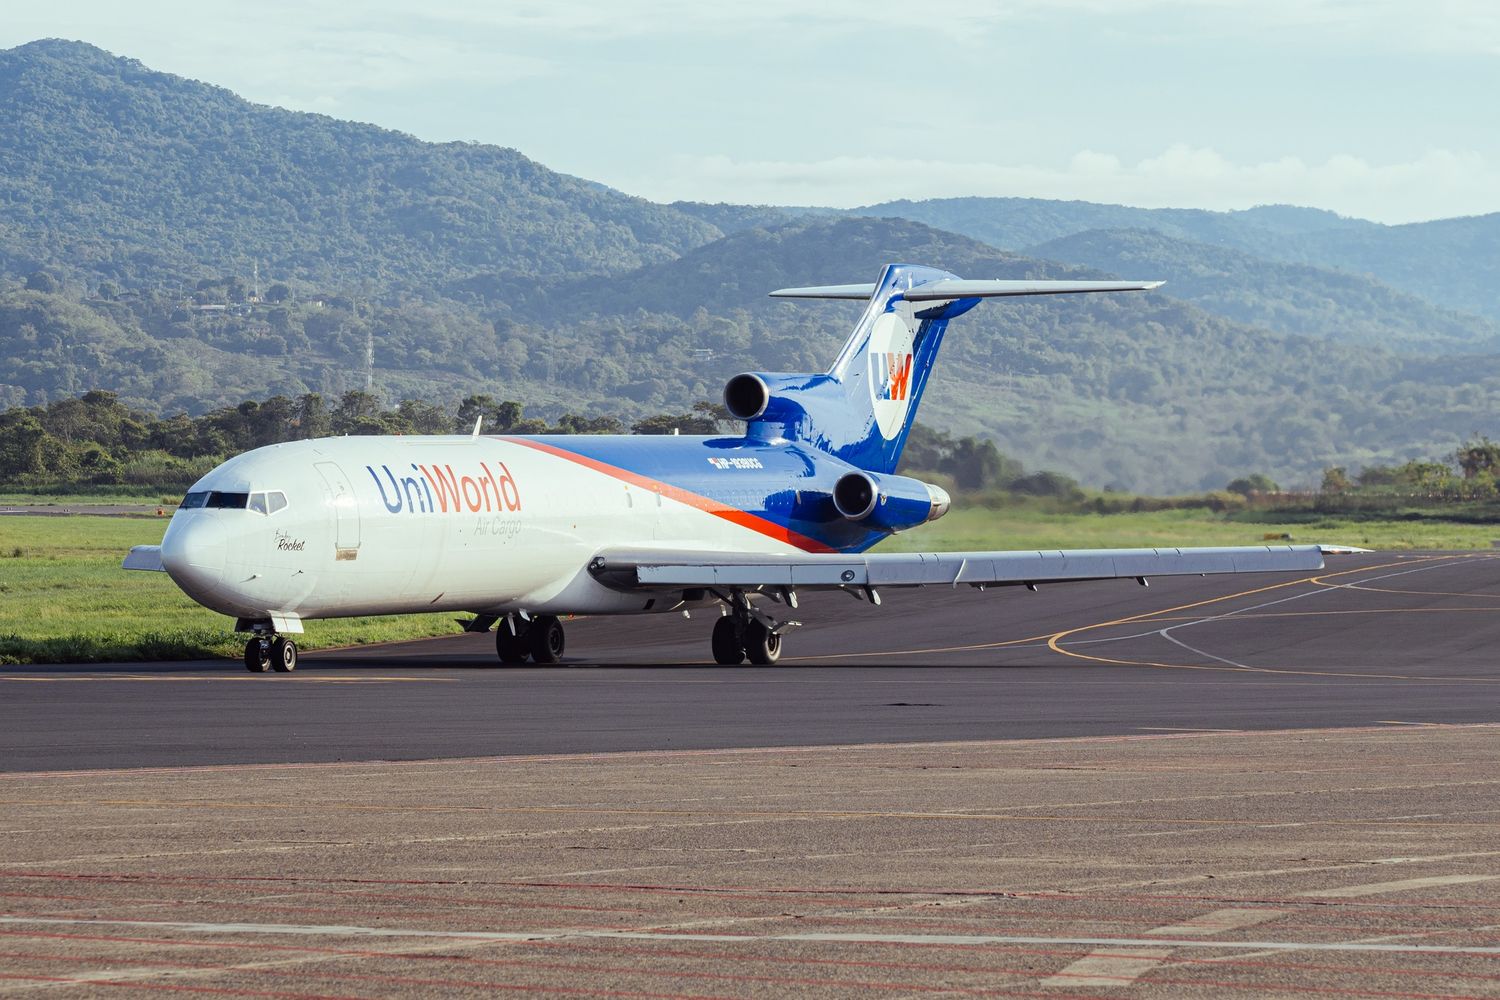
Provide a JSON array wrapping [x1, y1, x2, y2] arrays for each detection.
[[589, 544, 1326, 592]]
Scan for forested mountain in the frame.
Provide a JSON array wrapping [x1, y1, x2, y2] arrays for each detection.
[[0, 39, 720, 293], [1025, 228, 1500, 354], [4, 39, 1500, 493]]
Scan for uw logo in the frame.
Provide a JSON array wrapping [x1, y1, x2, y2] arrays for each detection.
[[867, 311, 917, 439], [878, 352, 913, 402]]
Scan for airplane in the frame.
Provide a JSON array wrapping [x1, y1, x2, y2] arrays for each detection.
[[125, 263, 1335, 673]]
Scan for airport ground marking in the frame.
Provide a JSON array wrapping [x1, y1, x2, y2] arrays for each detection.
[[1047, 556, 1489, 678], [1041, 907, 1281, 987], [4, 797, 1500, 832], [14, 915, 1500, 961]]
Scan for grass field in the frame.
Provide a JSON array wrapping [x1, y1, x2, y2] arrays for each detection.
[[1, 504, 1495, 665], [0, 516, 457, 665]]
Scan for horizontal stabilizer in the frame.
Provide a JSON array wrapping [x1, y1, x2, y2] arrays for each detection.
[[769, 283, 878, 300], [122, 545, 164, 572], [769, 278, 1161, 302], [591, 544, 1323, 591], [903, 279, 1162, 301]]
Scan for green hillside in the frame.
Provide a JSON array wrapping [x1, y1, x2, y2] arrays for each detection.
[[0, 39, 720, 292], [1026, 228, 1500, 354]]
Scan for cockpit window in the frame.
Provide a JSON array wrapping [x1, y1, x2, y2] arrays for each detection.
[[180, 490, 281, 512], [205, 491, 250, 509]]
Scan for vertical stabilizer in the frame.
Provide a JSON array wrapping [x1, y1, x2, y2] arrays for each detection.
[[749, 266, 1161, 474]]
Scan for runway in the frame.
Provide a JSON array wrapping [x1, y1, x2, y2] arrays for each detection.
[[6, 551, 1500, 996], [4, 551, 1500, 772]]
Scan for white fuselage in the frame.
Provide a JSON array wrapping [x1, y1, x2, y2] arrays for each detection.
[[160, 435, 804, 623]]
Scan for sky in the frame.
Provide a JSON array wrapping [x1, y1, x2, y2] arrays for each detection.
[[4, 1, 1499, 224]]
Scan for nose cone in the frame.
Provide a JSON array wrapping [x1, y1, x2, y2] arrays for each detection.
[[160, 513, 229, 605]]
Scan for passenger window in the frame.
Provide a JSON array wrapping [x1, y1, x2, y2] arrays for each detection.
[[247, 492, 269, 515], [267, 491, 288, 514]]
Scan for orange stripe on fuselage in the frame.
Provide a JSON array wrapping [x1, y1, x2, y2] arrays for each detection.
[[501, 437, 835, 554]]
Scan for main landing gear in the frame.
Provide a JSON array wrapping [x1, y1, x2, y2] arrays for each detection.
[[710, 589, 797, 665], [244, 630, 297, 673], [494, 613, 565, 665]]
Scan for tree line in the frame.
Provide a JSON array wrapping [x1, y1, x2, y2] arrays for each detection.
[[0, 389, 1056, 495]]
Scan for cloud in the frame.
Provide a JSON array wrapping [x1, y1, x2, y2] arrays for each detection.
[[641, 146, 1500, 223]]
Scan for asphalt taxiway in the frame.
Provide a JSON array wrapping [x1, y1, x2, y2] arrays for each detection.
[[5, 551, 1500, 997], [3, 551, 1500, 772]]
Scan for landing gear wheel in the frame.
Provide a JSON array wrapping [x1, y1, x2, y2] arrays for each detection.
[[496, 624, 530, 664], [744, 620, 781, 665], [711, 616, 745, 665], [244, 638, 270, 673], [270, 636, 298, 672], [528, 615, 565, 664]]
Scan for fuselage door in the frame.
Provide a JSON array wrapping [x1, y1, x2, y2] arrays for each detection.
[[314, 461, 361, 560]]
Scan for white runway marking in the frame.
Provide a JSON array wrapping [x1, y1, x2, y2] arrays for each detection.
[[1040, 907, 1280, 986], [8, 915, 1500, 956], [1300, 874, 1500, 897]]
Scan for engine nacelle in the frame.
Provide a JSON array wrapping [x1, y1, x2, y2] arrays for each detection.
[[832, 470, 950, 533]]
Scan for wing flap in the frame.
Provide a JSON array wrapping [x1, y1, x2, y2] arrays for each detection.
[[592, 544, 1324, 591]]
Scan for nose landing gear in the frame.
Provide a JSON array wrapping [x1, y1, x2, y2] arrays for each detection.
[[243, 626, 297, 673]]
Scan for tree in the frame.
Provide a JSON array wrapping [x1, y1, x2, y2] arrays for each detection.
[[1226, 473, 1279, 496], [292, 393, 331, 440], [1320, 467, 1351, 493], [0, 412, 49, 477], [24, 271, 58, 294], [1454, 435, 1500, 479], [265, 283, 291, 303]]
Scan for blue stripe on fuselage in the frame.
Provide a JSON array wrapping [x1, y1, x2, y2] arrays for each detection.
[[501, 434, 888, 553]]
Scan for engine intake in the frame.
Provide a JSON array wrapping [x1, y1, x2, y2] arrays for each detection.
[[723, 373, 770, 421], [833, 472, 878, 520]]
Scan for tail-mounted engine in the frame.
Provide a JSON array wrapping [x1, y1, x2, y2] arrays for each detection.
[[832, 470, 950, 533]]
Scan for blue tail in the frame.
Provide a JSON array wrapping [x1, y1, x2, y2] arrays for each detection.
[[725, 264, 978, 475], [723, 265, 1160, 474]]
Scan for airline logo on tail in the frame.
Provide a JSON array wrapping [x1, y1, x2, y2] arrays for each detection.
[[867, 311, 916, 438], [878, 352, 913, 401]]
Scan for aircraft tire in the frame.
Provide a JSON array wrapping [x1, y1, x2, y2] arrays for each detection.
[[244, 638, 270, 673], [711, 617, 745, 665], [271, 637, 298, 672], [743, 620, 781, 665], [495, 625, 530, 664], [529, 616, 565, 663]]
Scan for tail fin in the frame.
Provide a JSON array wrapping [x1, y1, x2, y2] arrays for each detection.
[[750, 264, 1160, 474]]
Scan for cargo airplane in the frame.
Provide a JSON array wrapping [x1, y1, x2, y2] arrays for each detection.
[[125, 264, 1332, 672]]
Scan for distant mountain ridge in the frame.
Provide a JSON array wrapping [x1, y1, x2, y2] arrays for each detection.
[[850, 196, 1500, 321], [0, 39, 720, 291], [1024, 228, 1500, 355]]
